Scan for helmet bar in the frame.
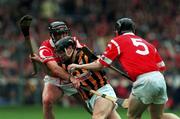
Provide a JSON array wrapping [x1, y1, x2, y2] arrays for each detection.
[[55, 36, 76, 53]]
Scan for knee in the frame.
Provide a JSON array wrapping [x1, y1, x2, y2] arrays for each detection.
[[92, 111, 106, 119], [162, 113, 179, 119], [42, 96, 54, 107], [92, 114, 104, 119], [151, 114, 163, 119], [108, 110, 121, 119], [127, 112, 141, 119]]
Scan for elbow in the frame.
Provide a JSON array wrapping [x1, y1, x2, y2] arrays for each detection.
[[97, 63, 104, 70], [92, 62, 104, 71]]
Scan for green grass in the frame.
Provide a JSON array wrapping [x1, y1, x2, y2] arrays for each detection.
[[0, 105, 179, 119]]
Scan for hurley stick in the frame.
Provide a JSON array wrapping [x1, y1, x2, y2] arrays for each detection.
[[19, 15, 38, 76], [82, 47, 132, 80]]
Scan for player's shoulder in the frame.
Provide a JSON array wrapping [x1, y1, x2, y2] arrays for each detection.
[[40, 38, 52, 47], [39, 38, 55, 50], [112, 35, 127, 43], [41, 38, 50, 45]]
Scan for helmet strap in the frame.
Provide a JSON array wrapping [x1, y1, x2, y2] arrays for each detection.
[[71, 49, 77, 63], [51, 34, 56, 44], [115, 31, 119, 36]]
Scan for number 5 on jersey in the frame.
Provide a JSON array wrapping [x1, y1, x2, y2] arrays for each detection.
[[131, 38, 149, 55]]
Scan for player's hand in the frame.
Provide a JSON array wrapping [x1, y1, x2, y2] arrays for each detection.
[[69, 76, 80, 88], [68, 64, 80, 73], [29, 53, 42, 62], [122, 98, 129, 109]]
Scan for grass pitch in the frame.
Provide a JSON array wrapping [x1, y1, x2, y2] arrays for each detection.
[[0, 105, 179, 119]]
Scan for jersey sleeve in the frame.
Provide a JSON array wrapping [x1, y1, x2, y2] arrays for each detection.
[[99, 39, 120, 66], [39, 46, 56, 63], [155, 49, 166, 71]]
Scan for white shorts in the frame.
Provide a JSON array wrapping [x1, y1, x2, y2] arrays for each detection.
[[132, 71, 168, 104], [43, 75, 78, 96], [85, 84, 117, 112]]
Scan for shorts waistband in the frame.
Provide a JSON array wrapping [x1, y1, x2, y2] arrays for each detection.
[[137, 71, 161, 79]]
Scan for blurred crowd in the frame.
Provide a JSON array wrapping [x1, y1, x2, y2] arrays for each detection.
[[0, 0, 180, 109]]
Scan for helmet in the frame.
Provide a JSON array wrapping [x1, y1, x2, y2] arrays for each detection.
[[115, 18, 135, 35], [55, 36, 76, 53], [48, 21, 70, 43]]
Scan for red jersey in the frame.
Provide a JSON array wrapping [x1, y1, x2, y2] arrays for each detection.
[[99, 33, 166, 81], [39, 38, 60, 63]]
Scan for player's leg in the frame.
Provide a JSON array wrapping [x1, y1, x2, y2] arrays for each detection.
[[127, 93, 148, 119], [149, 106, 180, 119], [91, 84, 121, 119], [148, 72, 169, 119], [72, 93, 92, 115], [148, 103, 164, 119], [162, 113, 180, 119], [148, 104, 180, 119], [107, 109, 121, 119], [92, 97, 118, 119], [42, 83, 63, 119]]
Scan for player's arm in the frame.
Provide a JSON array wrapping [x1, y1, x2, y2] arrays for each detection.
[[69, 39, 120, 71], [69, 60, 104, 71], [30, 52, 70, 80], [31, 52, 74, 80], [30, 53, 43, 63], [46, 60, 71, 80], [47, 61, 80, 88], [38, 45, 71, 80], [37, 45, 80, 87]]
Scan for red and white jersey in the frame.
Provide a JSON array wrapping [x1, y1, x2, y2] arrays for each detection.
[[39, 36, 84, 64], [39, 38, 60, 63], [99, 33, 166, 81]]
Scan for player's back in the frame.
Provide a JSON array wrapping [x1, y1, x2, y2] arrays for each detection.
[[114, 33, 161, 81]]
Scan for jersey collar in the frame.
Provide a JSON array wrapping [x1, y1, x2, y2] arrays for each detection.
[[123, 32, 135, 35]]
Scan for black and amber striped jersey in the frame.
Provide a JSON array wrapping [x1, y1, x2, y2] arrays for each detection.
[[61, 48, 108, 100]]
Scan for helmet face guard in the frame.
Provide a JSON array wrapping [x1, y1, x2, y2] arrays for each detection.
[[55, 36, 76, 58], [49, 21, 71, 43], [115, 18, 135, 35]]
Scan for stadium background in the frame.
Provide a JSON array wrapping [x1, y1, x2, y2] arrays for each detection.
[[0, 0, 180, 118]]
